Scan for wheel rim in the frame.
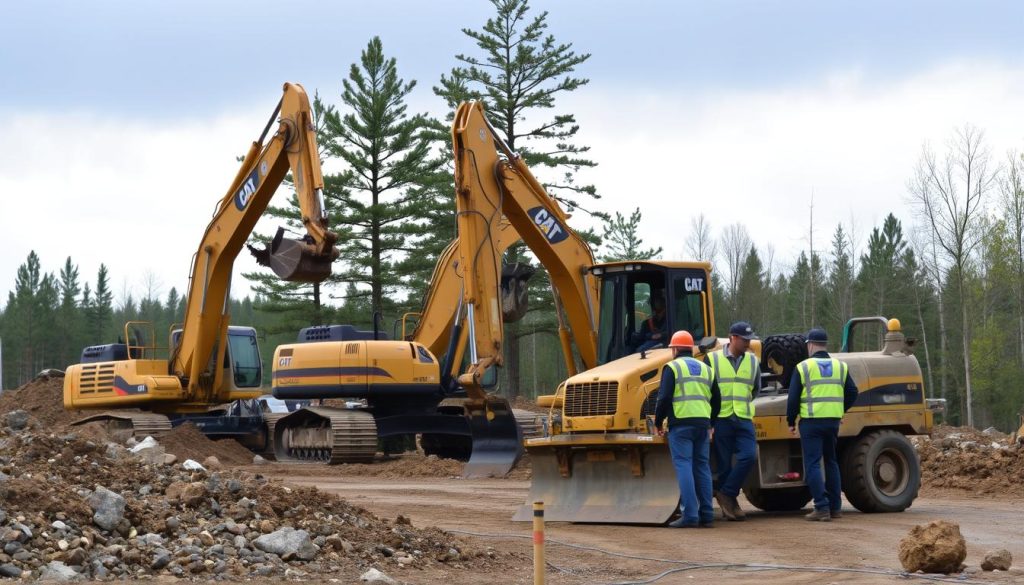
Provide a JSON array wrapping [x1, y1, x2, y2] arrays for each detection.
[[873, 447, 910, 497]]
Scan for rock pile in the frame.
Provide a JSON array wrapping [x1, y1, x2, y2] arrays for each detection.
[[0, 420, 499, 581], [912, 425, 1024, 496]]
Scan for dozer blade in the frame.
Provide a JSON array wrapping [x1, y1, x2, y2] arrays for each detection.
[[513, 437, 679, 524], [462, 399, 524, 478]]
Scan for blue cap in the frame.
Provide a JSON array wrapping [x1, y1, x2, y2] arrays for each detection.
[[806, 328, 828, 344], [729, 321, 756, 340]]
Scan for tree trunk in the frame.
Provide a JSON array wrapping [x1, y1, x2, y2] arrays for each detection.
[[958, 274, 974, 427], [504, 322, 521, 399], [912, 282, 935, 399], [312, 282, 322, 326]]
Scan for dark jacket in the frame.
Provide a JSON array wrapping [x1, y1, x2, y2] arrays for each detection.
[[786, 350, 859, 426], [655, 354, 721, 430]]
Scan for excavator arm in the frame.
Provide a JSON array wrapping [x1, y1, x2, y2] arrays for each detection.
[[172, 82, 338, 404], [451, 101, 600, 399]]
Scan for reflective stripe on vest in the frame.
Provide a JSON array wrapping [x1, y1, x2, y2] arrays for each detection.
[[798, 358, 847, 419], [667, 357, 713, 419], [709, 349, 758, 419]]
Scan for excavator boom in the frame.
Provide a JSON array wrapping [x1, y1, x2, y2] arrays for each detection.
[[64, 82, 338, 418]]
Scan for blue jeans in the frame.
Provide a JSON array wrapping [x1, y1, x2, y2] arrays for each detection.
[[799, 419, 842, 512], [667, 424, 714, 524], [712, 416, 757, 498]]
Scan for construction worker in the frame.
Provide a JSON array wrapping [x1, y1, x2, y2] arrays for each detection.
[[786, 327, 859, 521], [708, 321, 760, 521], [654, 330, 721, 528], [636, 294, 669, 352]]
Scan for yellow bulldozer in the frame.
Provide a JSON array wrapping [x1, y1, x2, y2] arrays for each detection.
[[519, 286, 932, 523]]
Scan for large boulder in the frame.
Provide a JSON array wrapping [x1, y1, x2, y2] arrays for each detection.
[[981, 549, 1013, 571], [87, 487, 126, 531], [898, 520, 967, 574], [253, 527, 318, 561]]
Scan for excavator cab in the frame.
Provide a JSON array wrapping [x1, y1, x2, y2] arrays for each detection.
[[170, 326, 263, 392], [592, 261, 713, 364]]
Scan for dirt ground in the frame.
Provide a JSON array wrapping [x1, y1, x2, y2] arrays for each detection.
[[6, 377, 1023, 584], [259, 471, 1024, 585]]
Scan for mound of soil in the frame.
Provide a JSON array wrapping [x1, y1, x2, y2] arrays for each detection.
[[160, 422, 257, 467], [0, 375, 81, 429], [914, 425, 1024, 496]]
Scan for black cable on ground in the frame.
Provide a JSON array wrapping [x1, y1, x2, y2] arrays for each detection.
[[444, 529, 989, 585]]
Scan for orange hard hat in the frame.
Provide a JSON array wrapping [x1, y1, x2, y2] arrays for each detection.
[[668, 330, 694, 349]]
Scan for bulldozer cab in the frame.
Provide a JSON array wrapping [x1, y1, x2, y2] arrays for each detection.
[[591, 261, 714, 364]]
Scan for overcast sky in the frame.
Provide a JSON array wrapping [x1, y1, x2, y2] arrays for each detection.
[[2, 0, 1024, 309]]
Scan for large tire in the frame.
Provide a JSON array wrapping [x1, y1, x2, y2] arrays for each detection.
[[743, 482, 812, 512], [761, 334, 806, 388], [841, 430, 920, 513]]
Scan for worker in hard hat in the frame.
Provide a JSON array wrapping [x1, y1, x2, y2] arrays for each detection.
[[654, 330, 722, 528], [787, 327, 859, 521]]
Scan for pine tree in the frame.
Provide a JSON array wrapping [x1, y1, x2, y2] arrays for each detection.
[[599, 208, 663, 262], [434, 0, 597, 397], [857, 213, 907, 317], [435, 0, 595, 211], [89, 264, 114, 343], [319, 36, 444, 319], [55, 257, 82, 365], [732, 247, 768, 330], [825, 225, 855, 335]]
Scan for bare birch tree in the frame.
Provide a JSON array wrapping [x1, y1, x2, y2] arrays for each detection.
[[684, 213, 718, 262], [907, 126, 997, 427], [719, 223, 752, 310]]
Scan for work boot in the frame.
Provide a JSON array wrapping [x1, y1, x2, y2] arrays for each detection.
[[731, 497, 747, 521], [715, 492, 745, 521], [830, 509, 843, 519], [804, 509, 832, 522], [714, 491, 737, 521], [667, 517, 698, 528]]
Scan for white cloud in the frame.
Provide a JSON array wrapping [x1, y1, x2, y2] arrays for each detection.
[[563, 59, 1024, 272], [2, 59, 1024, 310], [0, 106, 279, 306]]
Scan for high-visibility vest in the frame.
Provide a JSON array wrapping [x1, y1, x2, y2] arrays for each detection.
[[709, 349, 758, 419], [797, 357, 848, 419], [666, 356, 713, 419]]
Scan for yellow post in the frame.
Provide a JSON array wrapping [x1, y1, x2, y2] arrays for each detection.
[[533, 501, 545, 585]]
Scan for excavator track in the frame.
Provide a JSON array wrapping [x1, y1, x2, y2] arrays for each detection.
[[273, 407, 378, 463], [261, 412, 288, 460], [71, 411, 173, 441]]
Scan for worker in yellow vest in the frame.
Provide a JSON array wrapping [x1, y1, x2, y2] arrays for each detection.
[[707, 321, 760, 521], [654, 330, 722, 528], [786, 328, 859, 521]]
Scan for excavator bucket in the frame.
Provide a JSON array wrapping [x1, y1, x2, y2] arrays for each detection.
[[249, 227, 333, 283], [462, 398, 525, 478], [500, 262, 535, 323], [513, 438, 679, 524]]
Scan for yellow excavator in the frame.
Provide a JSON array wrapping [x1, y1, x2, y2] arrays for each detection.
[[268, 101, 603, 476], [63, 82, 339, 440]]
